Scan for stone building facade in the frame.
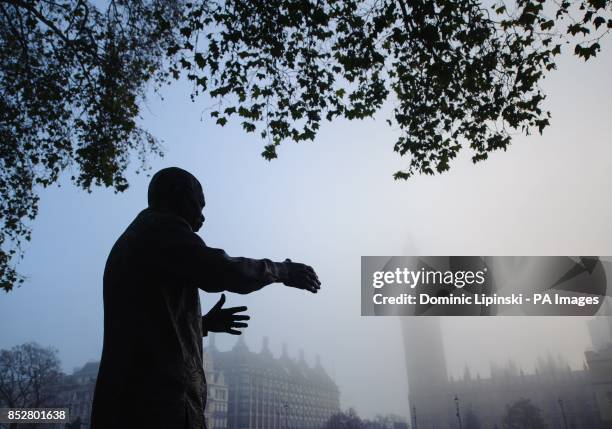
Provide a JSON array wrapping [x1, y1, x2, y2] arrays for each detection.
[[401, 317, 606, 429], [450, 357, 600, 428], [53, 361, 99, 428], [204, 348, 229, 429], [206, 335, 340, 429]]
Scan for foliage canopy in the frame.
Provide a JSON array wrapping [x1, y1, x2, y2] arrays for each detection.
[[1, 0, 610, 290]]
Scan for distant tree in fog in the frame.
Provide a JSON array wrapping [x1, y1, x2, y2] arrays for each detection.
[[366, 414, 409, 429], [0, 342, 63, 409], [503, 398, 547, 429], [325, 410, 409, 429], [325, 408, 365, 429]]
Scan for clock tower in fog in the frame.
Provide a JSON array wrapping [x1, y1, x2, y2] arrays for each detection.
[[401, 317, 454, 428]]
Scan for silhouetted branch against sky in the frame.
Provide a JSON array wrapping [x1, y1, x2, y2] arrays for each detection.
[[0, 0, 610, 291]]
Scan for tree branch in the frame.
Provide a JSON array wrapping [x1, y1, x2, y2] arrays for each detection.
[[3, 0, 73, 46]]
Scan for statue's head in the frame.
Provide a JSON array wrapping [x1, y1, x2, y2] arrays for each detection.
[[147, 167, 205, 232]]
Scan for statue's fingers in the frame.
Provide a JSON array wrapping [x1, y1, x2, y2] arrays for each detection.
[[213, 293, 226, 310], [227, 306, 248, 314], [233, 315, 250, 321], [306, 273, 320, 286]]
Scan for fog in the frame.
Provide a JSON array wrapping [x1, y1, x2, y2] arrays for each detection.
[[0, 32, 610, 421]]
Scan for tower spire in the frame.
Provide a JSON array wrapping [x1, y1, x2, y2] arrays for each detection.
[[208, 332, 216, 351]]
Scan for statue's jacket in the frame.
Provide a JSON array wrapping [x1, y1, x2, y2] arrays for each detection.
[[91, 208, 280, 429]]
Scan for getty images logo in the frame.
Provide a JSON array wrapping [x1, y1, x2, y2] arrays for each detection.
[[372, 266, 487, 289]]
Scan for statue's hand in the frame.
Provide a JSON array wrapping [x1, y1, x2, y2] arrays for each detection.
[[202, 293, 249, 336], [280, 259, 321, 293]]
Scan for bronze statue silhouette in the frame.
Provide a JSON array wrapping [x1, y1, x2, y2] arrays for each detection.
[[91, 167, 320, 429]]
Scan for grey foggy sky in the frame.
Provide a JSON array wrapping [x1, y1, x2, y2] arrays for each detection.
[[0, 34, 611, 420]]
